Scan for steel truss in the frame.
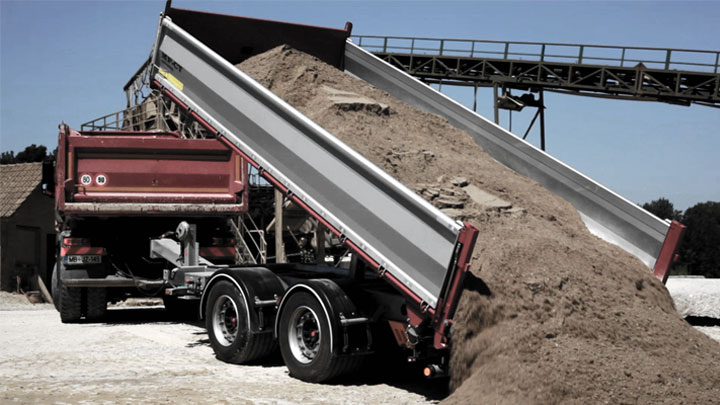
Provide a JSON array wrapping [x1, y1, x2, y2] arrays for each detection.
[[352, 36, 719, 150], [352, 36, 720, 107]]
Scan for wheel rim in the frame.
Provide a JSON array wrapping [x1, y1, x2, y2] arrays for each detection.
[[287, 305, 321, 364], [212, 295, 239, 346]]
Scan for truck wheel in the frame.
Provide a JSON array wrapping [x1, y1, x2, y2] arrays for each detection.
[[278, 291, 359, 382], [86, 288, 107, 321], [51, 263, 61, 311], [58, 280, 82, 323], [206, 280, 275, 363]]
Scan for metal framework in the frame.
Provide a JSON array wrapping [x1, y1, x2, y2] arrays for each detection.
[[351, 36, 720, 107], [81, 91, 211, 139], [352, 36, 719, 151]]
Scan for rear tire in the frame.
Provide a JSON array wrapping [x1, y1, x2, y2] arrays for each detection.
[[86, 288, 107, 321], [278, 291, 360, 382], [59, 279, 82, 323], [206, 280, 275, 363], [51, 263, 61, 311], [54, 262, 106, 323]]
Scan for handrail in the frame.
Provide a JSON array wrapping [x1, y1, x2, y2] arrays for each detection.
[[80, 104, 147, 131], [352, 35, 720, 73], [240, 214, 267, 264], [80, 97, 171, 132]]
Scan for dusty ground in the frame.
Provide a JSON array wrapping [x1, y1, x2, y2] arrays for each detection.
[[0, 293, 443, 404], [666, 276, 720, 345], [666, 276, 720, 318], [2, 284, 717, 405]]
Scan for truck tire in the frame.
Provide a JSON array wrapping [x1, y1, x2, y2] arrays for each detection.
[[206, 280, 275, 363], [86, 288, 107, 321], [277, 291, 360, 382], [51, 263, 61, 312], [59, 281, 82, 324]]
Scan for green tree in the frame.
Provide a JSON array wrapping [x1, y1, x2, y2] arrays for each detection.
[[0, 151, 15, 164], [15, 144, 47, 163], [642, 197, 682, 221], [1, 144, 53, 165], [679, 201, 720, 278]]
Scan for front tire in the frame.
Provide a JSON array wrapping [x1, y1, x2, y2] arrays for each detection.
[[205, 280, 275, 363], [278, 291, 360, 382]]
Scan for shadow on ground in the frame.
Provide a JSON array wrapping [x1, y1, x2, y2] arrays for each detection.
[[102, 306, 204, 328], [93, 306, 448, 401], [339, 355, 450, 401], [686, 316, 720, 327]]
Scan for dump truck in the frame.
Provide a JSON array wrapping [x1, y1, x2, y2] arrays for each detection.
[[46, 3, 684, 382]]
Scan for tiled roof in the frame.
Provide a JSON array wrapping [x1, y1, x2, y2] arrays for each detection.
[[0, 162, 43, 218]]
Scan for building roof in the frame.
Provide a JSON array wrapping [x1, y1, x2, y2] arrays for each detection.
[[0, 162, 44, 218]]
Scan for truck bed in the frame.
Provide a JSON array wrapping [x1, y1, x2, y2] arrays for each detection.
[[342, 41, 684, 277], [56, 128, 247, 215], [151, 15, 476, 311]]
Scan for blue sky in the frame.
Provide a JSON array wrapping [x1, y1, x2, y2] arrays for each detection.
[[1, 1, 718, 210]]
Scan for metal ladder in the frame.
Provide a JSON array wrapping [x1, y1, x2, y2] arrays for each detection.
[[227, 215, 267, 265]]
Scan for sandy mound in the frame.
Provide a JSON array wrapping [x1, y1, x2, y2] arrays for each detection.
[[237, 46, 720, 404]]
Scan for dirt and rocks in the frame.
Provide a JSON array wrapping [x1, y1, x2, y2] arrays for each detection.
[[237, 46, 720, 404], [0, 294, 441, 404]]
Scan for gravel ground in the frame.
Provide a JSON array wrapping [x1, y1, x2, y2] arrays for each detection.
[[666, 276, 720, 318], [665, 276, 720, 345], [1, 275, 718, 405], [0, 293, 441, 404]]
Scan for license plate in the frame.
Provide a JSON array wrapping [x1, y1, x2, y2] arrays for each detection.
[[64, 255, 102, 265]]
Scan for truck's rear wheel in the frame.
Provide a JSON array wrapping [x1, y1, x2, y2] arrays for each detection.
[[206, 280, 274, 363], [278, 291, 359, 382], [51, 263, 61, 311], [58, 280, 82, 323], [54, 262, 106, 323], [86, 288, 107, 321]]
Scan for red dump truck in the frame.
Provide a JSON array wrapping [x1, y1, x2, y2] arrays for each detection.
[[48, 4, 479, 382], [49, 3, 684, 383], [51, 126, 248, 319]]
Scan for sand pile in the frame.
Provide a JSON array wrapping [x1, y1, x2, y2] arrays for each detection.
[[237, 46, 720, 404]]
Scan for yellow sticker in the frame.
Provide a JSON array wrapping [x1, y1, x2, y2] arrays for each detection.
[[158, 69, 184, 91]]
